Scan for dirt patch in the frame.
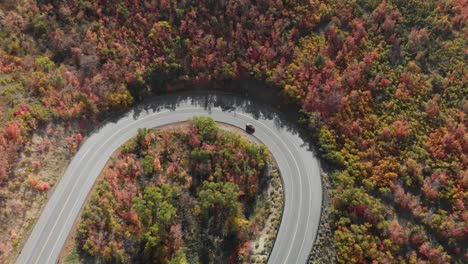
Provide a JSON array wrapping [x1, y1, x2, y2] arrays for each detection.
[[1, 122, 81, 264]]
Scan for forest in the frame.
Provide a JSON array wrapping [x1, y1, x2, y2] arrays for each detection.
[[66, 117, 281, 263], [0, 0, 466, 263]]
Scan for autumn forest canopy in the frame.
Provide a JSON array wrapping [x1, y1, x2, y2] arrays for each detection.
[[0, 0, 466, 263]]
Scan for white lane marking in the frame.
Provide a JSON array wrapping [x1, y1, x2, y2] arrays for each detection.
[[43, 109, 204, 262], [25, 104, 318, 264], [35, 111, 171, 263], [233, 111, 305, 263], [288, 138, 315, 263]]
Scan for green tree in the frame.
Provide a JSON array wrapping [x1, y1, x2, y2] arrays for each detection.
[[196, 181, 244, 234], [192, 117, 218, 142], [142, 155, 154, 175], [132, 185, 179, 259], [318, 126, 345, 165], [136, 128, 151, 145]]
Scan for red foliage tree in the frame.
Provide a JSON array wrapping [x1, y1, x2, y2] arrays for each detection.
[[4, 121, 21, 140], [388, 219, 408, 245], [421, 178, 438, 200], [392, 120, 411, 139], [35, 182, 50, 191]]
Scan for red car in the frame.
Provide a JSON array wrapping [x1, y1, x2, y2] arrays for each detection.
[[246, 123, 255, 133]]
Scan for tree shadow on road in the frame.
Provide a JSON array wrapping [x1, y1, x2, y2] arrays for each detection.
[[90, 79, 320, 157], [139, 91, 318, 155]]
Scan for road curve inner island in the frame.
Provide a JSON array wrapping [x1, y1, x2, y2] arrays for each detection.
[[17, 92, 322, 264]]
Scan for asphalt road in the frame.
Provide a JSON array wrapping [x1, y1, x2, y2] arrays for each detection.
[[16, 92, 322, 264]]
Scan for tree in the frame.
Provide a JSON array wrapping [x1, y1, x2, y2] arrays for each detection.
[[388, 219, 408, 246], [318, 126, 344, 165], [196, 181, 244, 234], [169, 249, 188, 264], [132, 185, 179, 259], [425, 96, 440, 119], [4, 121, 21, 140], [392, 120, 411, 139], [142, 155, 154, 175], [192, 117, 218, 142], [133, 185, 178, 228], [407, 28, 429, 54], [153, 155, 161, 173], [421, 178, 438, 200], [108, 85, 134, 110]]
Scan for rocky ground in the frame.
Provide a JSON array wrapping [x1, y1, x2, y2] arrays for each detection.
[[308, 171, 337, 264], [246, 165, 283, 264]]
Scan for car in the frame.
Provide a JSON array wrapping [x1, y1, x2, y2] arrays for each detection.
[[246, 123, 255, 133]]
